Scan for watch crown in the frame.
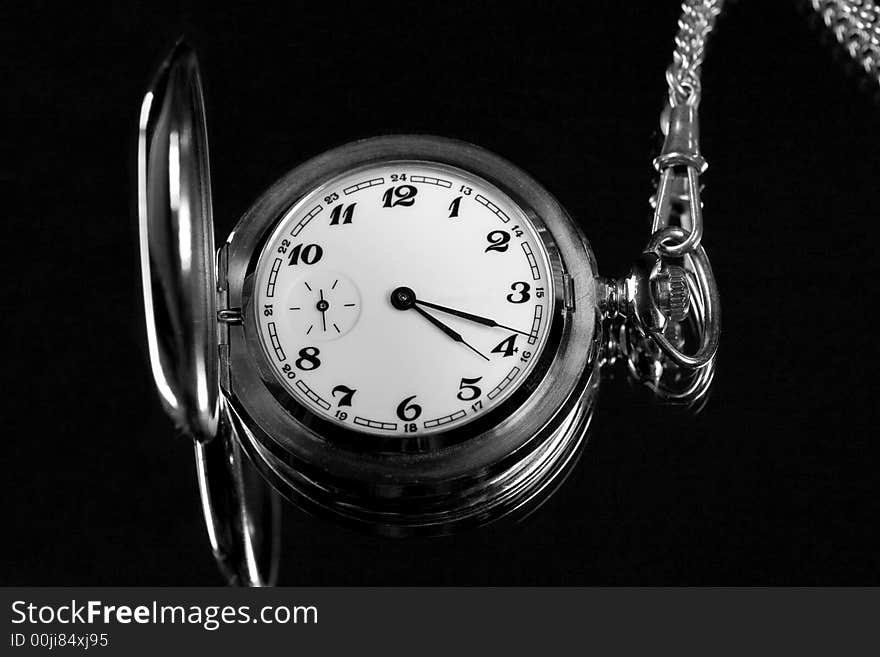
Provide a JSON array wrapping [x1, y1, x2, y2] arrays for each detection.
[[654, 265, 690, 323]]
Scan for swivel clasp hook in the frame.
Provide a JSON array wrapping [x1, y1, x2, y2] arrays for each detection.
[[600, 100, 720, 374], [652, 103, 706, 258]]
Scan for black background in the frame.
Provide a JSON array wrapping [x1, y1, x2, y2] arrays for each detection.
[[3, 0, 879, 585]]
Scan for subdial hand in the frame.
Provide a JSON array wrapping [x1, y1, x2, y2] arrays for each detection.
[[390, 286, 489, 361], [414, 298, 533, 338], [317, 289, 328, 332]]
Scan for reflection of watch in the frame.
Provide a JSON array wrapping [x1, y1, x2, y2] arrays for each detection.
[[138, 2, 722, 585]]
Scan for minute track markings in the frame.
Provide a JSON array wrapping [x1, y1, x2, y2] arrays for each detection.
[[521, 242, 541, 281], [488, 366, 521, 400], [475, 193, 511, 223], [529, 305, 543, 345], [423, 410, 467, 429], [354, 417, 397, 431], [409, 174, 452, 188], [290, 205, 322, 237], [266, 258, 282, 297], [296, 380, 331, 411], [343, 177, 384, 195]]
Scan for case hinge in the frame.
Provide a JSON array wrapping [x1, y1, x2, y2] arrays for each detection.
[[216, 243, 236, 392]]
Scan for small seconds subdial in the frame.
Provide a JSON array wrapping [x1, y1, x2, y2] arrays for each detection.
[[285, 272, 361, 341], [254, 161, 555, 437]]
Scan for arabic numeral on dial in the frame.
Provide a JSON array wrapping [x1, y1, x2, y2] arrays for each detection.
[[520, 350, 533, 364], [396, 395, 422, 421], [448, 196, 462, 218], [459, 184, 472, 195], [263, 304, 273, 316], [512, 225, 524, 238], [506, 281, 531, 303], [329, 203, 356, 226], [491, 334, 519, 357], [390, 173, 407, 182], [471, 399, 483, 413], [403, 423, 418, 433], [382, 185, 418, 207], [485, 230, 510, 253], [456, 376, 483, 401], [287, 243, 323, 266], [277, 238, 291, 254], [331, 385, 356, 407], [323, 192, 339, 204], [536, 287, 545, 298], [335, 410, 348, 421], [295, 347, 321, 370], [281, 364, 296, 379]]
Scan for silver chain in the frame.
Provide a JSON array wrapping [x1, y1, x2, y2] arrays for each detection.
[[666, 0, 725, 107], [600, 1, 724, 380], [624, 0, 724, 372], [624, 0, 877, 377], [812, 0, 880, 86]]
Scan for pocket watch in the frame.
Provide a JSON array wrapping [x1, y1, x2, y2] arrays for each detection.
[[138, 1, 722, 585]]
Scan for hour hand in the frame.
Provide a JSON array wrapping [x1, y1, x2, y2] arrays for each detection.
[[413, 298, 533, 338]]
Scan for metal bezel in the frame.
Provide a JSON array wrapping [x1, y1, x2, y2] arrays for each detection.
[[221, 135, 601, 531]]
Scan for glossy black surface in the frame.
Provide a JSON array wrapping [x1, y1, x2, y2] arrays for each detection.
[[3, 0, 879, 584]]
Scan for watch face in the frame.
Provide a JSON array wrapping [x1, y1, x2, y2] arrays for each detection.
[[253, 160, 556, 439]]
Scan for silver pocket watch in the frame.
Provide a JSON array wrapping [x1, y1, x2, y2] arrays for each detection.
[[139, 3, 722, 585]]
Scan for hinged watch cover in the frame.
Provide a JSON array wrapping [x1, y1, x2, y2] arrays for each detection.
[[138, 43, 280, 586], [138, 41, 219, 443]]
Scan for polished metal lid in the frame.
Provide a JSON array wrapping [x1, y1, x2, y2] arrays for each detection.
[[138, 42, 218, 442]]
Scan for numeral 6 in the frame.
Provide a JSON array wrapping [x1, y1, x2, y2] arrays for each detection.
[[396, 395, 422, 421]]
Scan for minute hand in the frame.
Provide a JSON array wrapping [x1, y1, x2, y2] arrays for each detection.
[[414, 299, 533, 338], [411, 306, 489, 361]]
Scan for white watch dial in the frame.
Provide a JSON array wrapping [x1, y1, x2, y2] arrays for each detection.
[[254, 161, 556, 437]]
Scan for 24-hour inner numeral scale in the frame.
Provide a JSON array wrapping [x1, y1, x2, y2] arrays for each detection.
[[255, 162, 554, 437]]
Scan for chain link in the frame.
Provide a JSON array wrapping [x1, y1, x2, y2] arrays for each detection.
[[812, 0, 880, 86], [666, 0, 725, 107]]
